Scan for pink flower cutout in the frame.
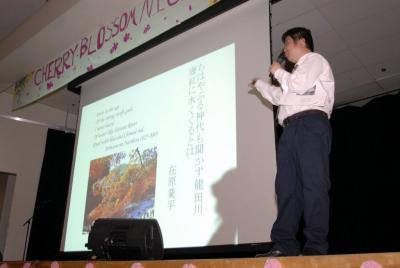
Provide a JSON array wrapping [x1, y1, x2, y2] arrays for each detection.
[[123, 33, 131, 42], [23, 263, 31, 268], [50, 261, 59, 268], [182, 264, 196, 268], [360, 260, 383, 268], [0, 264, 8, 268], [47, 82, 54, 90], [130, 263, 144, 268], [85, 263, 95, 268], [143, 24, 151, 34], [264, 259, 282, 268], [110, 42, 119, 54], [87, 64, 93, 72]]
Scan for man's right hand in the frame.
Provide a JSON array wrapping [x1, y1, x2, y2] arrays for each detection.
[[248, 78, 258, 89], [269, 61, 282, 75]]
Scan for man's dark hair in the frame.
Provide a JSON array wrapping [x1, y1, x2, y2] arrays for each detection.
[[282, 27, 314, 52]]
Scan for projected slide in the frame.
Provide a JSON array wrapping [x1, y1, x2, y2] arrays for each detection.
[[64, 43, 236, 251]]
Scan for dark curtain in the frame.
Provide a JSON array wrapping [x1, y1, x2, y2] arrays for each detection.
[[328, 92, 400, 254], [26, 129, 75, 260]]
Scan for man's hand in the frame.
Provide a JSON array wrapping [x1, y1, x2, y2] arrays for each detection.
[[248, 78, 258, 89], [269, 61, 282, 75]]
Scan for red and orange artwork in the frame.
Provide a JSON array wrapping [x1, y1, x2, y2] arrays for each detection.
[[83, 147, 157, 232]]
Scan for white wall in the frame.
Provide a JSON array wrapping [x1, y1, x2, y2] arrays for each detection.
[[0, 173, 7, 223], [0, 173, 16, 258], [0, 92, 77, 260]]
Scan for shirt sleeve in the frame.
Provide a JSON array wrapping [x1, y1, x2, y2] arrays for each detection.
[[254, 79, 282, 106], [273, 54, 324, 95]]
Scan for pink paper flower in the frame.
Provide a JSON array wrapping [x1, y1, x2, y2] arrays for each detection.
[[85, 263, 95, 268], [360, 260, 383, 268], [182, 264, 196, 268], [130, 263, 144, 268], [50, 261, 59, 268], [87, 64, 93, 72], [264, 259, 282, 268]]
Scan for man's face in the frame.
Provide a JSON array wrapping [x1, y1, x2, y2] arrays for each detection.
[[283, 36, 304, 63]]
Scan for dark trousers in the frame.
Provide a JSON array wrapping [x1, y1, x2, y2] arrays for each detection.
[[271, 113, 332, 255]]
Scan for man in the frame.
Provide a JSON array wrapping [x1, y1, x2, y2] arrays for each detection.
[[250, 27, 335, 256]]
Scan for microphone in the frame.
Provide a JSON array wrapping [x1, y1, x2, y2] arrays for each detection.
[[276, 51, 286, 65], [270, 51, 286, 86]]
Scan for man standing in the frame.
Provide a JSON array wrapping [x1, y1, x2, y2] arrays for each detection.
[[250, 27, 335, 256]]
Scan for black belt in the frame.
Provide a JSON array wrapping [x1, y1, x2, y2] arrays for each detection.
[[283, 109, 327, 127]]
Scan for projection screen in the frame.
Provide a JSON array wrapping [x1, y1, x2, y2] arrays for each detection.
[[62, 0, 277, 252]]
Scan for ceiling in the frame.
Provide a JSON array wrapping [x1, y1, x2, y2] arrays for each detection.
[[0, 0, 46, 42], [271, 0, 400, 108], [1, 0, 400, 114]]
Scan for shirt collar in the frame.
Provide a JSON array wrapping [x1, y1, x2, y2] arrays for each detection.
[[296, 52, 313, 66]]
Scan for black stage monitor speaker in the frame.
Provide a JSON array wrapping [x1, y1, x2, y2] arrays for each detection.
[[86, 218, 164, 260]]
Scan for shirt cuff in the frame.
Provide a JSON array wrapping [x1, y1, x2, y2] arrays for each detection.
[[254, 79, 266, 90], [273, 68, 288, 91]]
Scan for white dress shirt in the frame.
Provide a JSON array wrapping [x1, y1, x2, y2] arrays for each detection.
[[255, 52, 335, 125]]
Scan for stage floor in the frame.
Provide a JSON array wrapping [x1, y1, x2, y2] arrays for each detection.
[[2, 252, 400, 268]]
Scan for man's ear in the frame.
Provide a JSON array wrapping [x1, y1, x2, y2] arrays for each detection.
[[299, 38, 307, 48]]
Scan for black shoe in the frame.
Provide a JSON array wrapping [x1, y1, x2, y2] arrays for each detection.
[[302, 248, 323, 256], [255, 249, 287, 257]]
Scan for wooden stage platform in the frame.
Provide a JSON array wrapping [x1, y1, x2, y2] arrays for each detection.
[[2, 252, 400, 268]]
